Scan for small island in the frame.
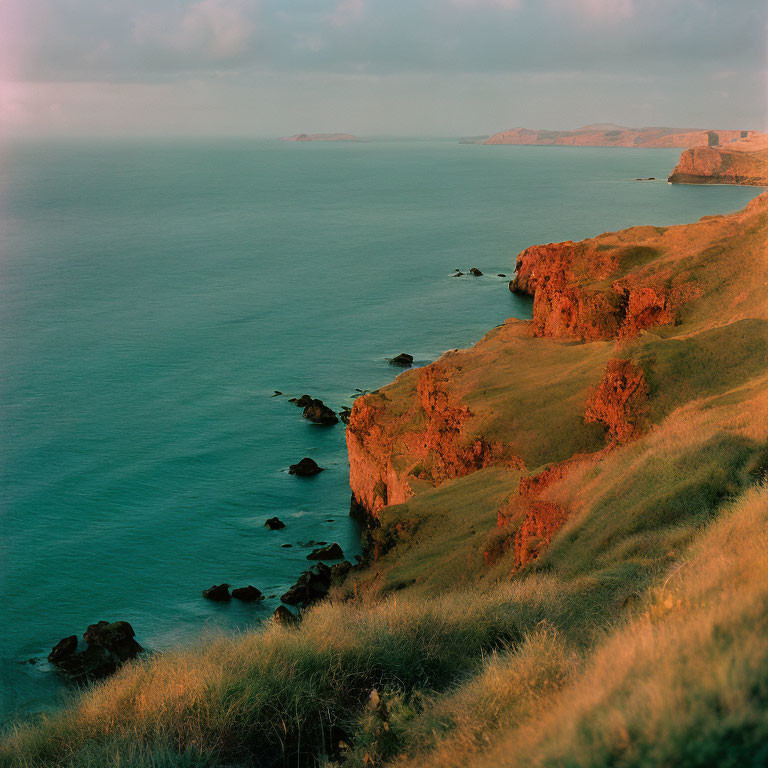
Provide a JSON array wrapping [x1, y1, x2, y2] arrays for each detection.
[[279, 133, 358, 142]]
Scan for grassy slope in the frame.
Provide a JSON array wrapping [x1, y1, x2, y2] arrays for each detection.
[[2, 196, 768, 767]]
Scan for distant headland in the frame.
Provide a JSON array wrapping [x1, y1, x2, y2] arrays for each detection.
[[279, 133, 358, 142], [479, 124, 761, 148]]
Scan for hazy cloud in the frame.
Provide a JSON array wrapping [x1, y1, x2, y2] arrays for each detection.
[[2, 0, 765, 135]]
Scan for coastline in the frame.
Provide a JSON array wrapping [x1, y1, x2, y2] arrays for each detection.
[[2, 140, 768, 766]]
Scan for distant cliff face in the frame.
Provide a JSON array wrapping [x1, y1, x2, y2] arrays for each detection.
[[483, 125, 759, 149], [280, 133, 358, 142], [668, 137, 768, 186]]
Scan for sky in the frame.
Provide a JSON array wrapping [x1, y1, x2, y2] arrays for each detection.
[[0, 0, 766, 137]]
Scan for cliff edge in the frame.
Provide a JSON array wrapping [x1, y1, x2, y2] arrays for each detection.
[[668, 135, 768, 185]]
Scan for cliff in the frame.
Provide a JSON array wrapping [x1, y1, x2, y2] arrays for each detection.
[[346, 191, 768, 562], [279, 133, 358, 142], [483, 124, 760, 148], [668, 135, 768, 185]]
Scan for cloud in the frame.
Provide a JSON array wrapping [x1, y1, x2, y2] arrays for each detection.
[[451, 0, 521, 9], [134, 0, 260, 61], [331, 0, 366, 28]]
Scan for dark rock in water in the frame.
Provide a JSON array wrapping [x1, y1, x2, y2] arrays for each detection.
[[469, 267, 483, 276], [281, 543, 293, 548], [281, 563, 332, 606], [289, 457, 323, 476], [83, 621, 143, 660], [497, 273, 506, 277], [303, 399, 339, 425], [326, 518, 335, 523], [265, 517, 286, 530], [272, 390, 283, 397], [330, 560, 353, 583], [388, 353, 413, 367], [452, 271, 464, 277], [339, 406, 352, 425], [48, 621, 143, 683], [202, 584, 231, 602], [289, 394, 315, 407], [307, 542, 344, 560], [273, 605, 300, 626], [231, 585, 265, 602], [48, 635, 78, 665]]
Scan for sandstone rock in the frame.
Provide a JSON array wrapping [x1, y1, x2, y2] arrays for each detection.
[[388, 353, 413, 366], [289, 457, 324, 476], [469, 267, 483, 276], [231, 585, 265, 602], [202, 584, 231, 602], [306, 542, 344, 560], [265, 517, 286, 530], [303, 399, 339, 425]]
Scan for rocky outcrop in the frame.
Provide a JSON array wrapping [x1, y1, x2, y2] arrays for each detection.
[[48, 621, 143, 683], [483, 125, 760, 149], [585, 360, 648, 444], [303, 399, 339, 425], [668, 139, 768, 186], [346, 363, 507, 518], [307, 542, 344, 560], [231, 586, 265, 602], [203, 584, 231, 602], [509, 240, 682, 341], [289, 457, 324, 476]]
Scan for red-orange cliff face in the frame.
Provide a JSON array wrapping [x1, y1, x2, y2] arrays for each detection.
[[346, 363, 510, 519], [483, 125, 760, 149], [509, 236, 688, 341], [347, 192, 768, 568], [668, 135, 768, 186]]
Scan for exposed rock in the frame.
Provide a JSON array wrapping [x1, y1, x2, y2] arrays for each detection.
[[48, 621, 143, 683], [281, 563, 332, 606], [281, 543, 293, 548], [272, 390, 283, 396], [585, 359, 649, 444], [231, 585, 265, 602], [289, 457, 324, 476], [497, 273, 506, 277], [452, 271, 464, 277], [469, 267, 483, 276], [307, 542, 344, 560], [388, 353, 414, 367], [265, 516, 286, 530], [339, 406, 352, 425], [668, 139, 768, 186], [202, 584, 231, 602], [48, 635, 78, 665], [303, 399, 339, 425], [289, 394, 315, 408], [330, 560, 353, 583], [273, 605, 300, 625]]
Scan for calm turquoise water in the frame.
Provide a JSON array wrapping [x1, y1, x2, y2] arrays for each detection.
[[0, 138, 761, 721]]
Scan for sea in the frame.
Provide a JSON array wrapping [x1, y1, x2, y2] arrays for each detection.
[[0, 137, 761, 722]]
